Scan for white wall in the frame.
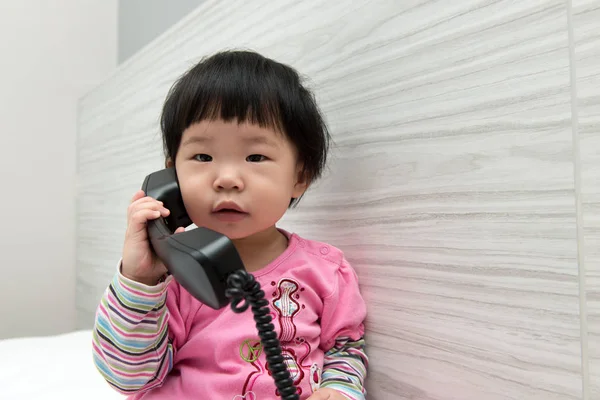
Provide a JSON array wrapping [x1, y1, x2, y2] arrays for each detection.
[[118, 0, 204, 63], [0, 1, 117, 339]]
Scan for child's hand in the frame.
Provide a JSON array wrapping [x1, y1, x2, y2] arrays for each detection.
[[306, 388, 350, 400], [121, 190, 185, 285]]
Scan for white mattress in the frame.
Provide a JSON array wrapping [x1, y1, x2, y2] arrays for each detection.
[[0, 330, 126, 399]]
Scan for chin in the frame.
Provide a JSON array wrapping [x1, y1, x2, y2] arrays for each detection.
[[206, 225, 253, 240], [221, 226, 277, 242]]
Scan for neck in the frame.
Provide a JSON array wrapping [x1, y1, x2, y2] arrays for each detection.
[[232, 226, 288, 272]]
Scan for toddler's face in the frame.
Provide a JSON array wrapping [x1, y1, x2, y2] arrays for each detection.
[[173, 119, 307, 239]]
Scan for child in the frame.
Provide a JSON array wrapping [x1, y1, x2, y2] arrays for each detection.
[[92, 50, 368, 400]]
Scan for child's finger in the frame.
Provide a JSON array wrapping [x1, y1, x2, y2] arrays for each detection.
[[175, 227, 185, 234], [128, 198, 165, 218], [130, 190, 146, 203], [131, 208, 162, 226]]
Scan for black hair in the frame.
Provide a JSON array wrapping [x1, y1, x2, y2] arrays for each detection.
[[160, 49, 330, 207]]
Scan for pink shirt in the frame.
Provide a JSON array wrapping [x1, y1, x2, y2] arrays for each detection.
[[94, 230, 367, 400]]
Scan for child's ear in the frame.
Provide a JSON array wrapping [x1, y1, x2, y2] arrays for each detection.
[[165, 158, 174, 168], [292, 167, 309, 198]]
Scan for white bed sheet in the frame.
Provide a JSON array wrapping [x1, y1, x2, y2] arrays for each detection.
[[0, 329, 126, 400]]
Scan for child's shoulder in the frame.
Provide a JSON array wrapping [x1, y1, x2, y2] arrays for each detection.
[[286, 230, 347, 269], [280, 231, 360, 299]]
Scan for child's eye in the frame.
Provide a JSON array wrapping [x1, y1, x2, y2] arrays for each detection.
[[194, 154, 212, 162], [246, 154, 266, 162]]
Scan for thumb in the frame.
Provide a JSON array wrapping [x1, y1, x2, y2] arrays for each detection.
[[174, 227, 186, 234]]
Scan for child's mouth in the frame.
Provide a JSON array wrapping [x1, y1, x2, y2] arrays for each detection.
[[212, 208, 248, 222]]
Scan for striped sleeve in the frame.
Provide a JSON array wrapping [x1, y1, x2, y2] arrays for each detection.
[[319, 337, 368, 400], [92, 269, 174, 395]]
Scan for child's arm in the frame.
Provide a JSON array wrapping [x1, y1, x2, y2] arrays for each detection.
[[92, 267, 174, 395], [321, 337, 368, 399], [318, 257, 368, 400]]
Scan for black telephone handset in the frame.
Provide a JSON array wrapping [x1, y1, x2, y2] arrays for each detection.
[[141, 167, 299, 400], [141, 167, 242, 309]]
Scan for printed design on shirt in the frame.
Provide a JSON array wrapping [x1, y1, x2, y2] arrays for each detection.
[[275, 337, 312, 397], [233, 392, 257, 400], [310, 363, 322, 392], [240, 339, 262, 363], [239, 340, 266, 398], [272, 278, 302, 342], [237, 278, 311, 399], [271, 278, 311, 397]]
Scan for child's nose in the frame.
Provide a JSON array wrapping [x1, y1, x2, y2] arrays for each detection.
[[213, 169, 244, 191]]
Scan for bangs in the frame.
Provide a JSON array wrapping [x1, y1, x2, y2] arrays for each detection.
[[188, 82, 285, 134]]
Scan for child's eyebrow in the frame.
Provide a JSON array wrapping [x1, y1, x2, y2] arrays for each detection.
[[242, 136, 279, 147], [182, 136, 212, 146]]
